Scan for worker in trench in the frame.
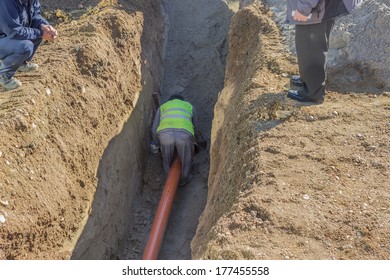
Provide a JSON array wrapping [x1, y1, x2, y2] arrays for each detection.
[[0, 0, 58, 91], [151, 93, 206, 186]]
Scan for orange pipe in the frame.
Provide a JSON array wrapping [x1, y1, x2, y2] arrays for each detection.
[[142, 154, 182, 260]]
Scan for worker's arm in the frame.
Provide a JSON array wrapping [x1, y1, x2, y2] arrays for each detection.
[[192, 108, 206, 147], [296, 0, 320, 16], [0, 0, 43, 40], [152, 108, 161, 145], [31, 0, 49, 29]]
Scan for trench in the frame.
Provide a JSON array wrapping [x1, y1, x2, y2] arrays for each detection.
[[69, 0, 237, 259], [121, 0, 237, 259], [39, 0, 389, 261]]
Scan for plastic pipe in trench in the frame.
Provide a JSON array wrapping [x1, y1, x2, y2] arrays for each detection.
[[142, 154, 181, 260]]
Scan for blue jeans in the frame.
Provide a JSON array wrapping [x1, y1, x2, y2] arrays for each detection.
[[0, 37, 42, 79]]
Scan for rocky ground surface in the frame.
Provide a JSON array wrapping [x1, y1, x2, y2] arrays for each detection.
[[1, 0, 389, 260]]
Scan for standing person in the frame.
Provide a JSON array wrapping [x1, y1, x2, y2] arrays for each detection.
[[152, 93, 205, 186], [0, 0, 58, 91], [286, 0, 362, 104]]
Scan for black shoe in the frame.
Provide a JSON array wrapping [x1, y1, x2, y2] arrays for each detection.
[[290, 75, 303, 89], [287, 90, 323, 104], [179, 174, 193, 187]]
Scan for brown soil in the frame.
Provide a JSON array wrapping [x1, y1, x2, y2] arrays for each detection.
[[1, 0, 389, 260], [192, 2, 390, 260], [0, 0, 163, 259]]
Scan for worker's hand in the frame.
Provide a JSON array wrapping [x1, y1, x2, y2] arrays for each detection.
[[293, 10, 309, 22], [47, 25, 58, 39], [41, 24, 58, 41], [150, 142, 160, 154]]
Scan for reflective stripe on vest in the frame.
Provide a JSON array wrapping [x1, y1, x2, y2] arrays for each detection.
[[157, 99, 194, 136]]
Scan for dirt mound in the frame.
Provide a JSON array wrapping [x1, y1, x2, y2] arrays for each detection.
[[192, 1, 390, 260], [0, 1, 163, 259], [329, 0, 390, 90]]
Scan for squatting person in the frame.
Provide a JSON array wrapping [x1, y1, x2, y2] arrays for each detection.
[[0, 0, 58, 91]]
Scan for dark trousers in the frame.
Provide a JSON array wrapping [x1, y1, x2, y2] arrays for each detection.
[[158, 130, 195, 183], [0, 37, 42, 79], [295, 19, 335, 102]]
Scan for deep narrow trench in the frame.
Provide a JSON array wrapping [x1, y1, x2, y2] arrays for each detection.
[[121, 0, 238, 260]]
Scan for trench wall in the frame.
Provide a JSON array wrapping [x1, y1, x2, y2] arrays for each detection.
[[191, 0, 293, 258], [71, 3, 166, 259]]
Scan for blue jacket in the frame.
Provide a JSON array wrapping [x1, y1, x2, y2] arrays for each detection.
[[0, 0, 49, 40], [286, 0, 362, 25]]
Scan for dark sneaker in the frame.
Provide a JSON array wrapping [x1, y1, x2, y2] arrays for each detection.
[[18, 62, 39, 72], [0, 75, 22, 90], [290, 75, 303, 89], [287, 89, 323, 104]]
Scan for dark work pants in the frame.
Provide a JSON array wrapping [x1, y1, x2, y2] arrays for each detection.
[[0, 37, 42, 79], [295, 19, 335, 102], [158, 130, 195, 183]]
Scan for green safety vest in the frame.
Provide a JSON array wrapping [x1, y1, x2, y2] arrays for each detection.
[[157, 99, 194, 136]]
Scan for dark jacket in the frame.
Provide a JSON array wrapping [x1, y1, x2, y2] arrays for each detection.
[[286, 0, 362, 25], [0, 0, 49, 40]]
